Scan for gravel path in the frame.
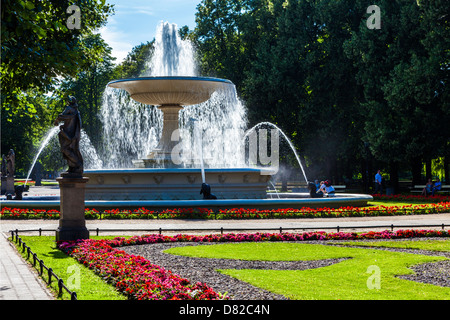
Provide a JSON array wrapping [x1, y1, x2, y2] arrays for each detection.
[[122, 239, 450, 300]]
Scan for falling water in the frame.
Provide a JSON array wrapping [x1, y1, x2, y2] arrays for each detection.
[[145, 22, 196, 77], [243, 122, 308, 183], [269, 181, 280, 199], [99, 87, 162, 168], [24, 126, 60, 186], [80, 131, 103, 169], [99, 21, 247, 168], [23, 127, 104, 185]]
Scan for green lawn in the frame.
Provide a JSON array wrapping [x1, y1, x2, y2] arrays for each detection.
[[368, 200, 429, 207], [12, 236, 126, 300], [13, 236, 450, 300], [337, 239, 450, 252], [165, 242, 450, 300]]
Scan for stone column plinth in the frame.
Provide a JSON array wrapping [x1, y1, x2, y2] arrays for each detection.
[[56, 176, 89, 241], [5, 176, 15, 197]]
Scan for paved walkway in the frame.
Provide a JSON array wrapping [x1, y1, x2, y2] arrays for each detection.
[[0, 231, 53, 300], [1, 213, 449, 300]]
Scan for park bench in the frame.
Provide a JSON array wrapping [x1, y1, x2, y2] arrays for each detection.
[[274, 182, 347, 193], [410, 184, 450, 195]]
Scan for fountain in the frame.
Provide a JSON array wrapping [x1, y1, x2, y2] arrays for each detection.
[[82, 22, 273, 202], [2, 21, 372, 209], [83, 74, 273, 201]]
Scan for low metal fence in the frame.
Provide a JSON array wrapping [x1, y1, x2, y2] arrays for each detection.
[[10, 223, 449, 237], [10, 230, 78, 300]]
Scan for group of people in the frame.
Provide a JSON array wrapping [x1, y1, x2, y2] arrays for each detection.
[[309, 179, 335, 198], [374, 169, 443, 196], [422, 177, 442, 196]]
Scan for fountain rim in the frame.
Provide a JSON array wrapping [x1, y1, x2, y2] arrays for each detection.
[[107, 76, 234, 87]]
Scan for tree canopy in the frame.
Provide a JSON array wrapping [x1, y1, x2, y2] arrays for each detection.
[[2, 0, 448, 188], [191, 0, 449, 186]]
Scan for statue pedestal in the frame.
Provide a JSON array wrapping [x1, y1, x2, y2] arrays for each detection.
[[5, 176, 15, 196], [56, 176, 89, 241]]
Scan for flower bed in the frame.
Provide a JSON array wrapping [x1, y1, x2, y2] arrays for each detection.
[[57, 238, 227, 300], [92, 229, 450, 247], [57, 229, 449, 300], [2, 201, 450, 220]]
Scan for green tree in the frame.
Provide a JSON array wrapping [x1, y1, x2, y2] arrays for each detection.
[[1, 0, 114, 172], [115, 41, 153, 78], [59, 34, 117, 150], [345, 0, 449, 187], [1, 0, 114, 120]]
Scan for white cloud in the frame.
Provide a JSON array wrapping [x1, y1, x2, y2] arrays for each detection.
[[98, 25, 134, 64]]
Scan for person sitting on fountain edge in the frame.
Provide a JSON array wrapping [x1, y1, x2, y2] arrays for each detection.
[[324, 180, 336, 197], [309, 181, 323, 198]]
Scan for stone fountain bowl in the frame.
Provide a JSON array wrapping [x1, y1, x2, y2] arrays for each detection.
[[107, 76, 234, 106]]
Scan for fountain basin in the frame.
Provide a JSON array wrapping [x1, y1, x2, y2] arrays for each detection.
[[83, 168, 274, 201], [107, 76, 234, 106], [1, 193, 373, 210]]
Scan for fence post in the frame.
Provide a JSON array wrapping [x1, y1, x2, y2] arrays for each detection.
[[337, 226, 340, 233], [58, 278, 64, 296], [48, 268, 53, 285], [39, 259, 44, 275], [15, 229, 18, 242], [391, 224, 394, 231], [71, 292, 77, 300], [39, 228, 42, 236]]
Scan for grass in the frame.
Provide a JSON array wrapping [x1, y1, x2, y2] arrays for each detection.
[[337, 239, 450, 252], [165, 242, 450, 300], [368, 200, 430, 207], [11, 236, 126, 300]]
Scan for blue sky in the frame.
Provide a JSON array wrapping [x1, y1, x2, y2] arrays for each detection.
[[99, 0, 201, 63]]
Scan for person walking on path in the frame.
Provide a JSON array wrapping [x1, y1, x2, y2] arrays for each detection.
[[374, 170, 383, 194]]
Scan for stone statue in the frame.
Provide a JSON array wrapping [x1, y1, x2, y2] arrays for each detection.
[[6, 149, 15, 177], [54, 96, 83, 177], [200, 182, 217, 199]]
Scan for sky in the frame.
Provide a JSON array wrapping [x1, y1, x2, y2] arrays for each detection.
[[99, 0, 202, 64]]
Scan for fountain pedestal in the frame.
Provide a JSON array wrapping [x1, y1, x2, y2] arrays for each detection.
[[133, 104, 183, 168], [55, 176, 89, 241]]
